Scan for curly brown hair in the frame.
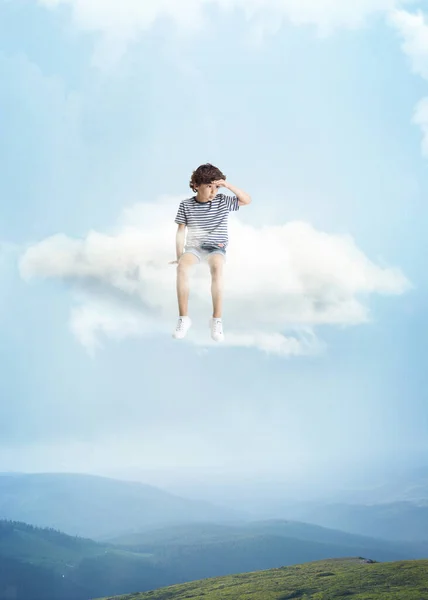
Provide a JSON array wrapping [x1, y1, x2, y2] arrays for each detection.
[[189, 163, 226, 193]]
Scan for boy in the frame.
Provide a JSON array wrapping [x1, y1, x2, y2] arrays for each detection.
[[171, 163, 251, 342]]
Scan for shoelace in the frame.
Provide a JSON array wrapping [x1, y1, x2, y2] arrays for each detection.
[[176, 318, 185, 331]]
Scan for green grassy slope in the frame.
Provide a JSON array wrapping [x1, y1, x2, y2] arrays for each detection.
[[98, 558, 428, 600]]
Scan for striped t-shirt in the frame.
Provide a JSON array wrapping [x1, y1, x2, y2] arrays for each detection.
[[174, 194, 239, 248]]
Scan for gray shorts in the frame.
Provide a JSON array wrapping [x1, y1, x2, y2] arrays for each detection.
[[183, 243, 226, 262]]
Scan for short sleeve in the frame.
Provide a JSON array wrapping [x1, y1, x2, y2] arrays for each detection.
[[175, 201, 187, 224], [222, 194, 239, 212]]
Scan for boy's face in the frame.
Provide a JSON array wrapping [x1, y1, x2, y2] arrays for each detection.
[[195, 182, 220, 202]]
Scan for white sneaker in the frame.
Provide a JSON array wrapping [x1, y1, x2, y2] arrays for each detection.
[[210, 318, 224, 342], [173, 316, 192, 339]]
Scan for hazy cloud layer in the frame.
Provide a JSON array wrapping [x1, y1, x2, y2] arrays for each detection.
[[38, 0, 416, 33], [20, 197, 409, 356], [38, 0, 415, 64]]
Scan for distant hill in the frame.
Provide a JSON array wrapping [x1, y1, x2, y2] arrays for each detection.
[[98, 558, 428, 600], [326, 465, 428, 504], [0, 520, 172, 600], [107, 519, 428, 583], [4, 473, 427, 545], [109, 519, 428, 555], [0, 519, 100, 568], [281, 501, 428, 542], [1, 518, 427, 600], [0, 473, 241, 539]]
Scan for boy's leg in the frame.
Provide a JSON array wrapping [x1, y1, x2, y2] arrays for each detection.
[[177, 252, 199, 316], [207, 253, 225, 319]]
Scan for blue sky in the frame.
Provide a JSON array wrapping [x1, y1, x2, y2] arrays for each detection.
[[0, 0, 427, 489]]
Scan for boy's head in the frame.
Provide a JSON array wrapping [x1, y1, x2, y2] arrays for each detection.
[[189, 164, 226, 198]]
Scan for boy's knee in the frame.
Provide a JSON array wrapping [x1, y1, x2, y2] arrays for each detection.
[[178, 255, 196, 274], [177, 262, 189, 275], [210, 263, 223, 277]]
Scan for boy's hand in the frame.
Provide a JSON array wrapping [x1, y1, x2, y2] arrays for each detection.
[[215, 179, 229, 189], [215, 179, 252, 206]]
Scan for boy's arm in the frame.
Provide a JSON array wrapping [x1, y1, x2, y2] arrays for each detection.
[[216, 180, 251, 206], [171, 201, 187, 263], [175, 224, 186, 261]]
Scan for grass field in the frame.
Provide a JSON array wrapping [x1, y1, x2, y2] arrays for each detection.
[[98, 557, 428, 600]]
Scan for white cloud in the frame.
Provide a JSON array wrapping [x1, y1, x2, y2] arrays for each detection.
[[37, 0, 415, 64], [390, 9, 428, 78], [390, 10, 428, 157], [19, 196, 409, 356]]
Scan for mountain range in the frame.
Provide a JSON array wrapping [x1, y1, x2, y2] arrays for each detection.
[[0, 472, 427, 599], [0, 472, 240, 539], [0, 517, 427, 600]]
